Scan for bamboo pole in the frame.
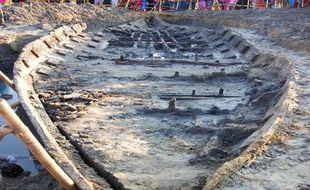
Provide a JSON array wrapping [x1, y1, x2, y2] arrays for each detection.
[[125, 0, 130, 8], [0, 101, 21, 139], [0, 71, 15, 90], [0, 99, 75, 190], [159, 0, 163, 11]]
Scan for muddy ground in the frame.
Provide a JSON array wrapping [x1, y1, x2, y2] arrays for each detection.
[[0, 3, 309, 190]]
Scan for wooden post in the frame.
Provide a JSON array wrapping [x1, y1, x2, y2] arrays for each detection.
[[125, 0, 131, 8], [0, 99, 75, 190], [0, 71, 15, 90]]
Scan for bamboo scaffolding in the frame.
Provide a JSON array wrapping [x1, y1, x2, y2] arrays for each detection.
[[0, 71, 15, 90], [0, 101, 21, 139], [0, 99, 75, 190], [125, 0, 130, 8], [159, 0, 163, 11]]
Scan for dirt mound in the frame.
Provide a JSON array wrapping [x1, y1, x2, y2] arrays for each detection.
[[3, 3, 139, 30], [0, 3, 141, 75], [159, 7, 310, 52]]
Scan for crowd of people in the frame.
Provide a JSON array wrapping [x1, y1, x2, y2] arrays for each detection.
[[94, 0, 257, 10], [93, 0, 244, 10], [0, 0, 308, 25], [93, 0, 306, 11]]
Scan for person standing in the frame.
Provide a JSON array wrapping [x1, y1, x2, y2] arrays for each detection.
[[168, 0, 177, 10], [198, 0, 206, 9], [94, 0, 104, 5], [111, 0, 118, 7], [206, 0, 213, 8], [177, 0, 186, 10], [141, 0, 147, 11], [0, 1, 5, 26]]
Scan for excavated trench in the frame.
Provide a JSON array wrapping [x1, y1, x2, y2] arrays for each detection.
[[14, 16, 292, 190]]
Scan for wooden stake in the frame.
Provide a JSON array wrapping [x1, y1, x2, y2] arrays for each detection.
[[0, 71, 15, 90], [0, 99, 76, 190], [125, 0, 130, 8]]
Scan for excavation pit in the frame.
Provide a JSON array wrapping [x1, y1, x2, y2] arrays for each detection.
[[14, 16, 292, 190]]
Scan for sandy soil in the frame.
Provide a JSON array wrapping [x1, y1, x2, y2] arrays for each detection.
[[217, 25, 310, 190], [0, 3, 309, 190]]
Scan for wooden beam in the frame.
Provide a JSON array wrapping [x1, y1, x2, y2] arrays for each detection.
[[0, 99, 76, 190], [0, 71, 15, 90]]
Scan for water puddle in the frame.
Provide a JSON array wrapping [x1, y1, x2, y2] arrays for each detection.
[[0, 81, 39, 175]]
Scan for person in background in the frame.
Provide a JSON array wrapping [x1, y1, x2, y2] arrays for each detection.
[[206, 0, 213, 8], [111, 0, 118, 7], [188, 0, 196, 9], [221, 0, 230, 9], [153, 0, 160, 11], [168, 0, 177, 10], [134, 0, 142, 10], [128, 0, 136, 10], [161, 0, 170, 10], [0, 0, 5, 26], [184, 0, 190, 9], [94, 0, 104, 5], [198, 0, 206, 9], [147, 0, 154, 10], [141, 0, 147, 11], [178, 0, 190, 10], [103, 0, 111, 5]]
